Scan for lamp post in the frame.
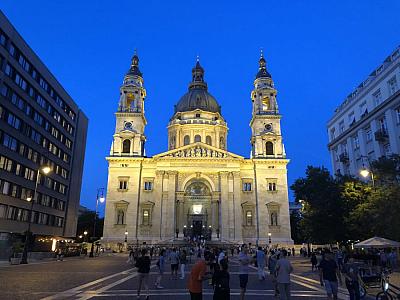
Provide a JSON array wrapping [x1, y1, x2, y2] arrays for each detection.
[[359, 156, 375, 187], [89, 188, 105, 257], [268, 232, 272, 245], [84, 230, 88, 242], [20, 165, 51, 264]]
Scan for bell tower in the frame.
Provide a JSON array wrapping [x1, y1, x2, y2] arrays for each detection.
[[250, 51, 286, 158], [111, 52, 147, 156]]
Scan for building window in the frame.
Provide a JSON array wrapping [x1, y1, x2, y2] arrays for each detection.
[[330, 128, 336, 141], [353, 135, 360, 149], [388, 76, 398, 95], [219, 136, 225, 150], [122, 139, 131, 153], [365, 128, 372, 142], [144, 181, 153, 191], [270, 212, 278, 226], [142, 209, 150, 225], [7, 113, 21, 130], [373, 89, 383, 107], [242, 181, 252, 192], [266, 141, 274, 155], [195, 113, 200, 118], [246, 211, 252, 226], [339, 121, 345, 133], [184, 135, 190, 146], [206, 136, 212, 146], [268, 182, 277, 191], [116, 209, 125, 224], [378, 117, 387, 132], [396, 108, 400, 124], [119, 180, 128, 190], [194, 135, 201, 143]]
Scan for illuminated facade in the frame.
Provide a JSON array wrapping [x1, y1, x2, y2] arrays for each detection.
[[103, 53, 292, 246]]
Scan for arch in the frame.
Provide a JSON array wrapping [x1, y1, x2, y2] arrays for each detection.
[[266, 141, 274, 155], [194, 135, 201, 143], [183, 135, 190, 146], [206, 136, 212, 146], [184, 181, 211, 196], [181, 174, 216, 192], [122, 139, 131, 153]]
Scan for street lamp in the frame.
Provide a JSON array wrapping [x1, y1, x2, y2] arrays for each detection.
[[90, 188, 105, 257], [268, 232, 272, 245], [20, 165, 51, 264], [84, 230, 88, 242], [124, 230, 128, 243], [359, 156, 375, 187]]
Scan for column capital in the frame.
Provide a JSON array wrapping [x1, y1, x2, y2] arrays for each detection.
[[167, 171, 178, 176], [155, 170, 165, 176]]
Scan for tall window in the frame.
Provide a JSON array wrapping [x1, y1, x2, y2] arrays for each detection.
[[246, 211, 252, 226], [373, 89, 382, 107], [142, 209, 150, 225], [194, 135, 201, 143], [219, 136, 225, 149], [206, 136, 212, 146], [116, 209, 125, 224], [144, 181, 153, 191], [266, 141, 274, 155], [270, 212, 278, 226], [365, 128, 372, 142], [122, 139, 131, 153], [184, 135, 190, 146], [268, 182, 277, 191], [388, 76, 398, 95]]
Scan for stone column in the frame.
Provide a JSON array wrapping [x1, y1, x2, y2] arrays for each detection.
[[232, 171, 242, 242], [211, 192, 220, 239], [219, 171, 229, 240], [165, 171, 177, 240], [176, 192, 185, 238]]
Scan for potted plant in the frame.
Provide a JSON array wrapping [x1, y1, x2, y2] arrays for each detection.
[[10, 242, 23, 265]]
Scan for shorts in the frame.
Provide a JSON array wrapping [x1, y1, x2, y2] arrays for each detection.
[[239, 274, 249, 289], [324, 280, 338, 295], [171, 263, 179, 271]]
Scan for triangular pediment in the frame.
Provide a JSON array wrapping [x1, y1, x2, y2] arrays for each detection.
[[154, 142, 243, 159]]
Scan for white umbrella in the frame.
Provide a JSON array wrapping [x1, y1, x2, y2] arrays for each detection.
[[354, 237, 400, 248]]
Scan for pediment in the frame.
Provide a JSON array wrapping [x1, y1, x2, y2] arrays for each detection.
[[114, 200, 129, 207], [266, 201, 280, 208], [154, 142, 243, 160]]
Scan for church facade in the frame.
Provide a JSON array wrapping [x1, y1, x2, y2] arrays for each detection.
[[102, 53, 293, 247]]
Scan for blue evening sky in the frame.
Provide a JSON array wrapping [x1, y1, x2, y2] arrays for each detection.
[[1, 1, 399, 214]]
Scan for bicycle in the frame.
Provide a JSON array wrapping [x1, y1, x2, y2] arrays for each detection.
[[375, 269, 400, 300]]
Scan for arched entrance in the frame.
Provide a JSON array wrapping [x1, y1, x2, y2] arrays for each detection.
[[183, 181, 212, 240]]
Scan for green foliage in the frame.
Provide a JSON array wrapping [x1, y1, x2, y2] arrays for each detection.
[[291, 158, 400, 244]]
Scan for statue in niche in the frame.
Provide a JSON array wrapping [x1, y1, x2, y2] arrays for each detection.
[[117, 209, 125, 225]]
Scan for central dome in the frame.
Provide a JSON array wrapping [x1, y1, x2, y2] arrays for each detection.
[[174, 59, 221, 114]]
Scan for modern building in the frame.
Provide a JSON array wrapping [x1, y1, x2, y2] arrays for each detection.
[[0, 10, 88, 252], [103, 52, 293, 247], [327, 46, 400, 177]]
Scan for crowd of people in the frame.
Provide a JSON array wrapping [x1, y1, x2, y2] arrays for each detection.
[[127, 243, 295, 300]]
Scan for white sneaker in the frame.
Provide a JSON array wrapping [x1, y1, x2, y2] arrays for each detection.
[[156, 285, 164, 289]]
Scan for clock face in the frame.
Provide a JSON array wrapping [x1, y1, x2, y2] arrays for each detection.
[[124, 122, 133, 130], [265, 124, 272, 131]]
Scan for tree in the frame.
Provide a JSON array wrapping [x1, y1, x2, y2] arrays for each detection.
[[371, 154, 400, 185], [76, 211, 104, 240], [291, 166, 346, 244], [290, 209, 305, 243]]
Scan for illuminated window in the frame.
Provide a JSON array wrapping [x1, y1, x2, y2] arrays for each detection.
[[194, 135, 201, 143], [246, 211, 252, 226], [142, 209, 150, 225]]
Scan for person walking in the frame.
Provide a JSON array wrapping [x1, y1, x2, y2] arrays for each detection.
[[311, 252, 318, 272], [268, 251, 280, 297], [275, 249, 293, 300], [180, 249, 188, 279], [188, 254, 208, 300], [342, 256, 361, 300], [135, 248, 151, 300], [212, 260, 230, 300], [256, 246, 266, 281], [238, 244, 251, 300], [155, 249, 166, 289], [319, 252, 342, 300], [169, 248, 179, 280]]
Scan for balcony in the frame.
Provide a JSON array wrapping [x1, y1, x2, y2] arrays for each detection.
[[374, 129, 389, 142], [117, 107, 142, 113], [339, 153, 349, 163]]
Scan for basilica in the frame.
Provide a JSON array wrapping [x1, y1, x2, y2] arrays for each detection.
[[102, 52, 293, 247]]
